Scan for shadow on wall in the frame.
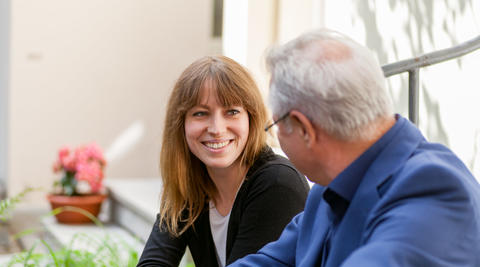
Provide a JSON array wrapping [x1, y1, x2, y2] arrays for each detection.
[[470, 130, 480, 172], [353, 0, 475, 150]]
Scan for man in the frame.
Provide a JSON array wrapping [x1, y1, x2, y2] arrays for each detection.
[[229, 29, 480, 266]]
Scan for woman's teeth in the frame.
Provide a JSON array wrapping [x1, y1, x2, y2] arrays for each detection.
[[205, 141, 230, 149]]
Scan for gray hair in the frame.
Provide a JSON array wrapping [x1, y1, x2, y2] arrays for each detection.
[[266, 28, 393, 141]]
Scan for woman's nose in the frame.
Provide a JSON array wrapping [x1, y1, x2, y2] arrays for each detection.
[[207, 115, 226, 135]]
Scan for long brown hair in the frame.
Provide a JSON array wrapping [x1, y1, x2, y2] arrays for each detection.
[[160, 56, 268, 236]]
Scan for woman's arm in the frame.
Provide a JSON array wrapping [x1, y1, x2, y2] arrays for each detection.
[[229, 213, 304, 267], [137, 214, 187, 267]]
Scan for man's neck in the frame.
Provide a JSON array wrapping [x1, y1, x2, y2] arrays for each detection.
[[319, 116, 396, 184]]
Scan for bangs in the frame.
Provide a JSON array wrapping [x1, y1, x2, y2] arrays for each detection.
[[174, 56, 255, 115], [209, 71, 245, 108], [181, 75, 246, 112]]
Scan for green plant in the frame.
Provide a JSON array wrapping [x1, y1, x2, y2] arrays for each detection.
[[0, 187, 35, 222], [3, 197, 140, 266], [6, 232, 139, 267]]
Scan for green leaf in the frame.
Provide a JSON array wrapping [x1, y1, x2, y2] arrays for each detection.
[[0, 187, 36, 221], [60, 172, 77, 196], [41, 239, 60, 267]]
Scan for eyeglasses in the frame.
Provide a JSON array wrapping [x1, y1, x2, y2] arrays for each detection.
[[264, 111, 290, 132]]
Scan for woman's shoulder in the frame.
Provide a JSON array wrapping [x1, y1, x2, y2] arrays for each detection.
[[247, 147, 292, 172], [245, 147, 308, 189]]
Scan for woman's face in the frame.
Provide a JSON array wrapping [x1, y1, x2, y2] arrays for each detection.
[[184, 83, 249, 172]]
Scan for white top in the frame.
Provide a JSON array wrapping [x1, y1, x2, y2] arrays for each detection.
[[209, 201, 231, 267]]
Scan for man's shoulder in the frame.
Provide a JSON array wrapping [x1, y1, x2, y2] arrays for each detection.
[[379, 140, 480, 202], [403, 141, 475, 184]]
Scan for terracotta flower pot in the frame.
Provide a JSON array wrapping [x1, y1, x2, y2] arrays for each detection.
[[47, 194, 107, 224]]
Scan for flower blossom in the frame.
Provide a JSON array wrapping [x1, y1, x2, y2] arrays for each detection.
[[75, 161, 104, 193], [52, 143, 106, 195]]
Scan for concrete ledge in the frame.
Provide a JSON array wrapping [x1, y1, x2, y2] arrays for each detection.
[[105, 178, 161, 221], [42, 216, 144, 256], [105, 178, 162, 242]]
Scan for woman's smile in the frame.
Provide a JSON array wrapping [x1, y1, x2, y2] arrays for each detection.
[[203, 140, 232, 150]]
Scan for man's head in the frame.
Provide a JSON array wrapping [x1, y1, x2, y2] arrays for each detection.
[[266, 28, 394, 184]]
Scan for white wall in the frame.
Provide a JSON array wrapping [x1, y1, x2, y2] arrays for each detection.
[[324, 0, 480, 179], [276, 0, 324, 44], [0, 0, 10, 198], [7, 0, 212, 204]]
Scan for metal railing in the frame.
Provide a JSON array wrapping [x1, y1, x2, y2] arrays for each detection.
[[381, 35, 480, 125]]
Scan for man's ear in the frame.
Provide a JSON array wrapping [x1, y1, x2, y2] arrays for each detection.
[[289, 110, 316, 147]]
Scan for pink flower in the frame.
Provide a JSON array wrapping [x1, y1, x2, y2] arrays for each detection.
[[75, 161, 104, 193], [74, 143, 106, 166], [62, 154, 77, 172], [58, 146, 70, 161], [54, 146, 77, 172], [52, 160, 62, 173], [53, 143, 107, 195]]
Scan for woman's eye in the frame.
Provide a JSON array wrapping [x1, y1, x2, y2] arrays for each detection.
[[227, 109, 240, 116], [192, 111, 207, 117]]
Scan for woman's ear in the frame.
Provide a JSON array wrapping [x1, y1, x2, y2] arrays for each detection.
[[289, 110, 317, 147]]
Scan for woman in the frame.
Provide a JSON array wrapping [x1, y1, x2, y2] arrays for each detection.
[[137, 56, 309, 267]]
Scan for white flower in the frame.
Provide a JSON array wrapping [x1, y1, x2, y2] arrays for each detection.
[[76, 180, 92, 194]]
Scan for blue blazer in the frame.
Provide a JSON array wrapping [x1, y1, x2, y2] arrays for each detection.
[[230, 117, 480, 266]]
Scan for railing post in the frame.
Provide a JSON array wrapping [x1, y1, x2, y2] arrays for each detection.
[[408, 69, 420, 125]]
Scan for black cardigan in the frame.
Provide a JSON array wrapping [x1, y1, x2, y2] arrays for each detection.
[[137, 147, 310, 267]]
